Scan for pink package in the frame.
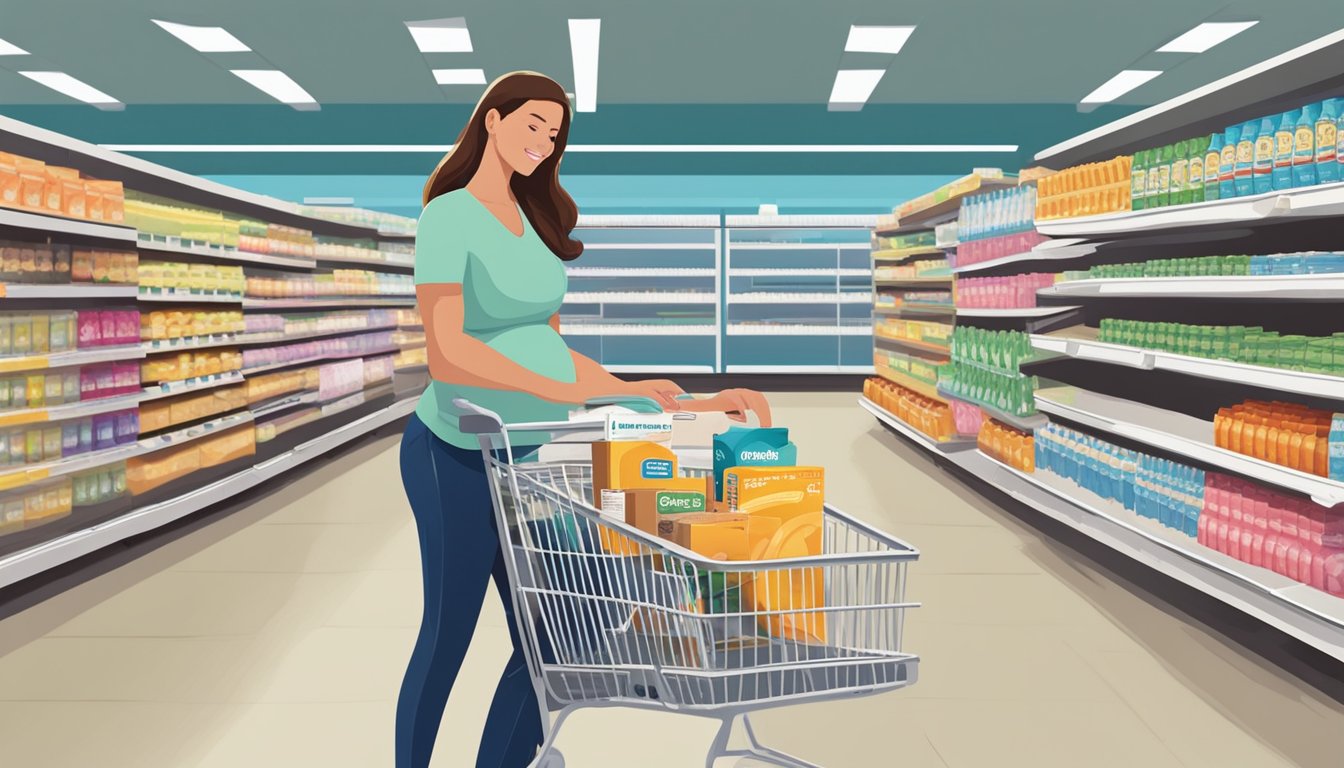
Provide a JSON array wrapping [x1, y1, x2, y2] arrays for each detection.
[[950, 398, 983, 435], [78, 311, 101, 347]]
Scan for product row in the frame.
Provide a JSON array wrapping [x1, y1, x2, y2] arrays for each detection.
[[142, 349, 243, 384], [957, 185, 1038, 242], [246, 270, 414, 299], [977, 417, 1035, 472], [863, 377, 958, 442], [244, 309, 399, 337], [873, 260, 951, 280], [1067, 252, 1344, 280], [1096, 319, 1344, 376], [0, 244, 140, 285], [300, 205, 417, 236], [0, 410, 140, 468], [951, 231, 1048, 270], [0, 362, 140, 411], [1214, 400, 1338, 478], [139, 262, 246, 296], [1035, 157, 1131, 220], [873, 291, 953, 311], [0, 152, 126, 224], [872, 350, 943, 392], [0, 310, 141, 357], [315, 236, 415, 265], [127, 192, 313, 256], [142, 310, 246, 341], [0, 465, 127, 536], [955, 273, 1058, 309], [873, 230, 936, 252], [872, 318, 953, 348], [939, 365, 1038, 418], [139, 385, 247, 433], [239, 331, 396, 371]]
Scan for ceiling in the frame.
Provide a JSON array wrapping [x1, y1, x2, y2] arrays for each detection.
[[0, 0, 1337, 175]]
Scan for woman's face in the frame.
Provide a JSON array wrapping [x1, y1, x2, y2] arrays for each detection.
[[487, 99, 565, 177]]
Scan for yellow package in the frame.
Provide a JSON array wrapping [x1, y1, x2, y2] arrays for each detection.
[[723, 465, 824, 553], [670, 513, 749, 561], [591, 440, 679, 508], [743, 513, 829, 644]]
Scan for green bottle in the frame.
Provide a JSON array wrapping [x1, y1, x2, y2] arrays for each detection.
[[1131, 150, 1148, 211], [1146, 147, 1164, 208], [1157, 145, 1175, 207], [1188, 136, 1207, 204], [1171, 141, 1190, 206]]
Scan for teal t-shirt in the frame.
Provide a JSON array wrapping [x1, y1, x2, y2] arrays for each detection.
[[414, 189, 576, 448]]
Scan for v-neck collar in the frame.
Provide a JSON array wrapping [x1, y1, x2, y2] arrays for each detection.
[[465, 190, 528, 239]]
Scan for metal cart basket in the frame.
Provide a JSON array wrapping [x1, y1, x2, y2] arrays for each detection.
[[456, 399, 921, 768]]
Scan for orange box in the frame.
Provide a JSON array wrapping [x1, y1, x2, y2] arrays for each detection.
[[670, 512, 749, 560]]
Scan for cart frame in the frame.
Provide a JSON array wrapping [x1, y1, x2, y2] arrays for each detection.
[[455, 398, 921, 768]]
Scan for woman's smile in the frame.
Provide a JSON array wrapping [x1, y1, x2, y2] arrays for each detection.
[[524, 148, 545, 161]]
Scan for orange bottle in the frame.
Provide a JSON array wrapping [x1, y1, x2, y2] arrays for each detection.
[[1266, 424, 1280, 464], [1289, 432, 1304, 472], [1303, 433, 1318, 473], [1254, 424, 1269, 459], [1276, 426, 1292, 468], [1315, 434, 1329, 477], [1229, 415, 1244, 453]]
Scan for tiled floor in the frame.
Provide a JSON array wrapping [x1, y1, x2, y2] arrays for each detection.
[[1, 392, 1340, 767]]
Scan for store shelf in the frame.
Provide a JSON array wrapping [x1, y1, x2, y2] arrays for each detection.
[[960, 450, 1344, 663], [142, 334, 244, 354], [728, 242, 871, 251], [728, 365, 874, 374], [558, 325, 717, 337], [1036, 181, 1344, 239], [137, 236, 317, 270], [1, 283, 138, 300], [872, 247, 943, 263], [141, 371, 245, 402], [873, 365, 945, 403], [1034, 28, 1344, 169], [873, 334, 950, 357], [563, 292, 717, 304], [727, 324, 872, 336], [0, 442, 143, 493], [0, 392, 145, 429], [858, 395, 975, 452], [240, 345, 399, 376], [936, 385, 1047, 432], [606, 365, 717, 374], [0, 206, 138, 243], [951, 240, 1089, 275], [242, 296, 416, 309], [251, 390, 321, 419], [956, 306, 1081, 318], [313, 253, 415, 270], [0, 345, 146, 375], [232, 323, 400, 347], [878, 176, 1018, 235], [579, 242, 718, 251], [726, 214, 876, 228], [730, 268, 870, 277], [1034, 384, 1344, 508], [139, 409, 255, 448], [873, 276, 953, 287], [730, 293, 873, 304], [138, 289, 243, 304], [1031, 326, 1344, 401], [1041, 273, 1344, 300], [566, 267, 716, 278], [873, 304, 956, 318], [0, 396, 416, 589]]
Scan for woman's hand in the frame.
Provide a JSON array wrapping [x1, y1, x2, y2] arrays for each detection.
[[622, 378, 686, 411], [680, 388, 772, 427]]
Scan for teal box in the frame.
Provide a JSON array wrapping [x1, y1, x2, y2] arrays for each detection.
[[711, 426, 797, 500]]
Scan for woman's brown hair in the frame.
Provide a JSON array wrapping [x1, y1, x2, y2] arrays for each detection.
[[422, 71, 583, 261]]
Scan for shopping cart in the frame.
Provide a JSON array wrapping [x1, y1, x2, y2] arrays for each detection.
[[455, 398, 921, 768]]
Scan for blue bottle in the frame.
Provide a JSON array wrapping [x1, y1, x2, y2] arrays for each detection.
[[1253, 115, 1276, 194], [1293, 103, 1320, 187], [1317, 98, 1340, 184], [1234, 120, 1257, 196], [1273, 110, 1297, 190], [1219, 125, 1240, 199]]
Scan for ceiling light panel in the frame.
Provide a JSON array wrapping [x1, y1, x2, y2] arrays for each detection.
[[1080, 69, 1163, 104], [829, 69, 885, 107], [0, 38, 29, 56], [569, 19, 601, 113], [433, 68, 486, 85], [1158, 21, 1258, 54], [152, 20, 250, 53], [845, 26, 915, 55], [406, 18, 473, 53], [230, 69, 318, 110], [19, 71, 122, 110]]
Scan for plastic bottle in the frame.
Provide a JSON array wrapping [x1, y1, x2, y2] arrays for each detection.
[[1253, 115, 1276, 194], [1171, 140, 1190, 206], [1131, 150, 1148, 211], [1273, 110, 1297, 190], [1188, 136, 1207, 204], [1294, 102, 1320, 187], [1157, 144, 1175, 207], [1235, 120, 1257, 197], [1146, 146, 1164, 208], [1337, 101, 1344, 182], [1219, 125, 1239, 199], [1317, 98, 1340, 184], [1204, 132, 1223, 201]]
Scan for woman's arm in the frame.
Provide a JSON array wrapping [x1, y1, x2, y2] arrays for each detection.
[[422, 284, 593, 404]]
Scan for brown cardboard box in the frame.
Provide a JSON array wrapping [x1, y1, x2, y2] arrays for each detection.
[[613, 488, 709, 538]]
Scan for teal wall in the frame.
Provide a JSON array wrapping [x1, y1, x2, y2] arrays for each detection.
[[207, 174, 962, 217]]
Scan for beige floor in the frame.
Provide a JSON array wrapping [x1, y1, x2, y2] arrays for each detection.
[[0, 392, 1340, 767]]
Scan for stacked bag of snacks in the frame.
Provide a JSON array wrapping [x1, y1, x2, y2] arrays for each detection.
[[0, 152, 125, 223]]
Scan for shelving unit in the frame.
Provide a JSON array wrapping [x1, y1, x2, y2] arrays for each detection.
[[0, 111, 422, 584], [724, 215, 876, 373], [858, 396, 975, 452], [1041, 274, 1344, 300]]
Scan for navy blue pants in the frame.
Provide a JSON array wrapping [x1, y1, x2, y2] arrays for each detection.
[[396, 415, 543, 768]]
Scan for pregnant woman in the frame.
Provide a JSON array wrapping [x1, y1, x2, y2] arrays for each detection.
[[398, 71, 771, 768]]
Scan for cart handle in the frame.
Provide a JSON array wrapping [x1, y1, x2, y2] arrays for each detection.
[[455, 396, 697, 439]]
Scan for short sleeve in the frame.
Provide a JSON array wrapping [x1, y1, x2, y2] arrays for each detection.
[[414, 195, 469, 286]]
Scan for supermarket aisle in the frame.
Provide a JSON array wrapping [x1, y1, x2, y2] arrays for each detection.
[[0, 392, 1340, 768]]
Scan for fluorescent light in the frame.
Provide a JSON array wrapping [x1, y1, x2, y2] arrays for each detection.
[[98, 143, 1020, 153], [1158, 21, 1258, 53], [1080, 69, 1163, 104], [845, 26, 915, 55], [568, 19, 601, 113], [230, 69, 318, 109], [405, 18, 472, 53], [0, 38, 29, 56], [432, 68, 486, 85], [829, 70, 885, 107], [19, 71, 122, 110], [152, 20, 250, 52]]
